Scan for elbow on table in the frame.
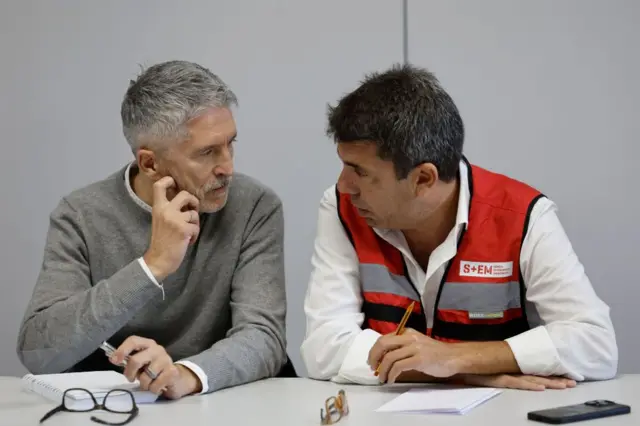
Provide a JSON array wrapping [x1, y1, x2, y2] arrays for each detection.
[[572, 326, 619, 382], [16, 345, 60, 375], [577, 355, 618, 382], [599, 359, 618, 381], [257, 325, 288, 378], [300, 342, 335, 381], [305, 364, 333, 381], [16, 322, 61, 375], [16, 325, 34, 371], [589, 337, 619, 381], [19, 359, 62, 376], [272, 341, 289, 378]]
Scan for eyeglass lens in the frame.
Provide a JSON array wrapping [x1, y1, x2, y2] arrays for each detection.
[[39, 388, 138, 425], [322, 396, 345, 424], [62, 389, 134, 413]]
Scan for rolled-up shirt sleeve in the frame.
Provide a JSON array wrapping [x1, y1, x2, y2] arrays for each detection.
[[506, 198, 618, 381]]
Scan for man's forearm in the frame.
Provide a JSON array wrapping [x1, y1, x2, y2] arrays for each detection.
[[182, 326, 287, 393], [393, 342, 520, 383], [186, 188, 287, 392], [18, 260, 158, 374], [187, 188, 287, 392], [450, 341, 521, 375], [395, 370, 451, 383]]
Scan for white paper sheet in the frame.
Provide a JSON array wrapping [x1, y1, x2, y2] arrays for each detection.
[[376, 386, 502, 415]]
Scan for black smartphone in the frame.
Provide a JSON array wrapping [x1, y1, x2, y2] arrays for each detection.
[[527, 400, 630, 424]]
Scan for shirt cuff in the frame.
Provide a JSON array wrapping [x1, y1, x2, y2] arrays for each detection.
[[505, 325, 563, 376], [174, 360, 209, 394], [334, 329, 382, 385], [137, 257, 165, 300]]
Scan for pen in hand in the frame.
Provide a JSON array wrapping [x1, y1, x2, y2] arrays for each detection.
[[100, 341, 159, 381], [374, 301, 415, 377]]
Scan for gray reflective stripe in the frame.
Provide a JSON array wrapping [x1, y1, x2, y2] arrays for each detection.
[[360, 263, 417, 300], [438, 281, 521, 312]]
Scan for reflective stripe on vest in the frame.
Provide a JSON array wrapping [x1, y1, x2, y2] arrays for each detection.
[[360, 264, 427, 334], [337, 158, 544, 342], [433, 280, 529, 341], [438, 281, 521, 312]]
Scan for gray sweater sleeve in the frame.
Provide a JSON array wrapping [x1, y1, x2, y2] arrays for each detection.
[[182, 189, 288, 392], [16, 198, 159, 374]]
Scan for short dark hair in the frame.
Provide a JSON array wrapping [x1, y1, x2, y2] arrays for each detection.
[[326, 63, 464, 181]]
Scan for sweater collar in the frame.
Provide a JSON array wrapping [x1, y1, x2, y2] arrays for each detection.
[[124, 162, 152, 213]]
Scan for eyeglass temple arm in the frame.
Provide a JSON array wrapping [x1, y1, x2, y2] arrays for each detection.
[[39, 404, 64, 423], [91, 407, 138, 426]]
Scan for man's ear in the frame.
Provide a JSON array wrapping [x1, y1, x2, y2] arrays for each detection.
[[411, 163, 439, 196], [136, 148, 161, 180]]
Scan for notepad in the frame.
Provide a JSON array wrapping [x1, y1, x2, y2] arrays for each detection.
[[22, 371, 158, 409], [376, 386, 502, 415]]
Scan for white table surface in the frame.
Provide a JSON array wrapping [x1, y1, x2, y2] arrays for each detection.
[[1, 375, 637, 425]]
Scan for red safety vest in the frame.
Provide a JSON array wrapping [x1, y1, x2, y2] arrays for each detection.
[[336, 159, 544, 342]]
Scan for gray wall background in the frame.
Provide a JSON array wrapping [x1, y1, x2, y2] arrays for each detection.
[[0, 0, 637, 377]]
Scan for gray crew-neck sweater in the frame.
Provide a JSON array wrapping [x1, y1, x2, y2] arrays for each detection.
[[16, 163, 287, 393]]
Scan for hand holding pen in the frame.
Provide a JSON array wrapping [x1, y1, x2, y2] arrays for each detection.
[[368, 300, 468, 383], [99, 336, 201, 398], [100, 341, 159, 380], [374, 301, 415, 376]]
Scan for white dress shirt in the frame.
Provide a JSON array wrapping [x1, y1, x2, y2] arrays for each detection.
[[124, 163, 209, 394], [300, 161, 618, 385]]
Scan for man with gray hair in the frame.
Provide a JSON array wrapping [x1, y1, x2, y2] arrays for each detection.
[[17, 60, 291, 399]]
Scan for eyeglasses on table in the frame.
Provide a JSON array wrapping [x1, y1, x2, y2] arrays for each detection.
[[320, 389, 349, 425], [40, 387, 139, 425]]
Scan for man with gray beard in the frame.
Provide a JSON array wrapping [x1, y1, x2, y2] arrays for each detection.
[[17, 60, 291, 399]]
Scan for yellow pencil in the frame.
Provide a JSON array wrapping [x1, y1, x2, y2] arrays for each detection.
[[375, 301, 415, 376]]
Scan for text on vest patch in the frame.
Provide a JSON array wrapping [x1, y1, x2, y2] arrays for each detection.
[[459, 261, 513, 278]]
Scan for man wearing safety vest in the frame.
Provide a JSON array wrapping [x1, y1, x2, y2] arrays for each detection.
[[300, 64, 618, 390]]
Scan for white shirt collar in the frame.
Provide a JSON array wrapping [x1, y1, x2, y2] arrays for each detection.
[[456, 159, 471, 228], [124, 161, 153, 213]]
